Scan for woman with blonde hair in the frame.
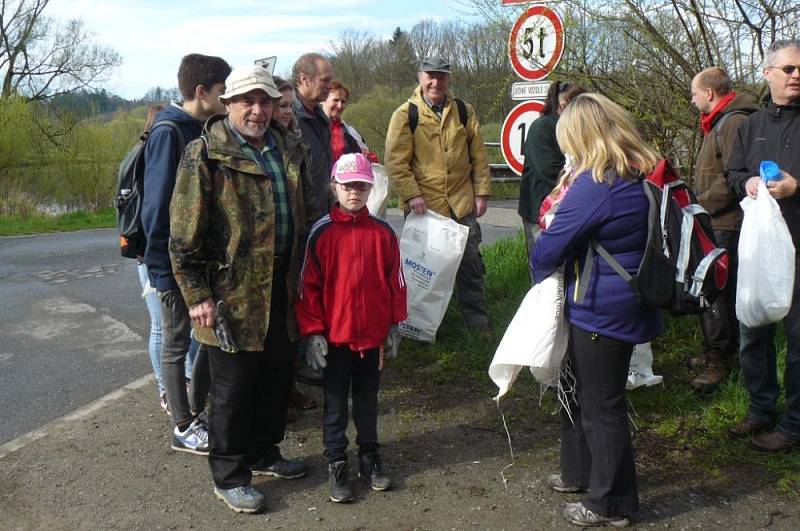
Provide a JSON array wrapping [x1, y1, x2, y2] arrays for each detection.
[[532, 93, 661, 527]]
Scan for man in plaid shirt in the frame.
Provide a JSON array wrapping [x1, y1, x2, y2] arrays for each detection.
[[169, 66, 315, 514]]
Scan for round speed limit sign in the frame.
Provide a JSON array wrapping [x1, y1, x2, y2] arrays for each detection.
[[501, 100, 544, 176]]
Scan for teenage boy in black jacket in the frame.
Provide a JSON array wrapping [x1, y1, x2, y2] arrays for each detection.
[[141, 53, 230, 454]]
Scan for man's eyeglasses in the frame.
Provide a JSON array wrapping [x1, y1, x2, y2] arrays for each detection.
[[337, 181, 372, 192], [770, 65, 800, 75]]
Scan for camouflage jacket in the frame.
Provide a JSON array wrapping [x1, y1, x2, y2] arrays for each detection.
[[169, 114, 314, 351]]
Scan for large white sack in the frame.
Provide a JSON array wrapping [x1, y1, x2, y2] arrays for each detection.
[[736, 181, 795, 328], [489, 268, 568, 399], [367, 163, 389, 218], [398, 211, 469, 342]]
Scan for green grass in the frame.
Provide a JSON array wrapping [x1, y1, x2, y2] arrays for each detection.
[[397, 233, 800, 497], [0, 208, 116, 236]]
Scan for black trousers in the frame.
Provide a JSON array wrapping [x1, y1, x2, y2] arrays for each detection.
[[699, 229, 740, 358], [206, 270, 293, 489], [560, 326, 639, 518], [323, 346, 380, 463]]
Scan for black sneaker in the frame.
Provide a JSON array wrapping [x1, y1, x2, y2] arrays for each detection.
[[328, 460, 354, 503], [358, 453, 392, 491], [251, 457, 307, 479]]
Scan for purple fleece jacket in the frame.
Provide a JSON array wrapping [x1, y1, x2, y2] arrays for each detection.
[[532, 170, 661, 344]]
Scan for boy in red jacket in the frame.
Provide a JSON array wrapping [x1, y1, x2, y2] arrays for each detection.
[[295, 152, 407, 503]]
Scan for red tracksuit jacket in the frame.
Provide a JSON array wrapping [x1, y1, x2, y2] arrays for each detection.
[[296, 205, 407, 352]]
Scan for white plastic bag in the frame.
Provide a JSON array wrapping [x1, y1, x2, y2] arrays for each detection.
[[488, 268, 568, 399], [366, 163, 389, 218], [736, 181, 795, 328], [398, 211, 469, 342]]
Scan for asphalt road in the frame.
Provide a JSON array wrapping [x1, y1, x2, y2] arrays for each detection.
[[0, 206, 521, 445]]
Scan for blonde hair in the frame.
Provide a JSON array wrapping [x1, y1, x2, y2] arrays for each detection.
[[555, 93, 659, 184]]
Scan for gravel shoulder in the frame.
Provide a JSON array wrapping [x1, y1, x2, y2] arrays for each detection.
[[2, 365, 798, 530]]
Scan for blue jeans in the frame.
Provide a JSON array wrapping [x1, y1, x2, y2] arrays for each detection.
[[739, 256, 800, 437], [137, 263, 164, 397]]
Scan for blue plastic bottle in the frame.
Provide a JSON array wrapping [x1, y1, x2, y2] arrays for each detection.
[[760, 160, 782, 182]]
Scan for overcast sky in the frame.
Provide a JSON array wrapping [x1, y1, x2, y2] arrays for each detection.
[[47, 0, 472, 99]]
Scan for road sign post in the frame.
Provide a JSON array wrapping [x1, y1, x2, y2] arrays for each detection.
[[500, 100, 545, 175]]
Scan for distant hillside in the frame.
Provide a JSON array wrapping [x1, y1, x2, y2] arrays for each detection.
[[49, 87, 181, 121]]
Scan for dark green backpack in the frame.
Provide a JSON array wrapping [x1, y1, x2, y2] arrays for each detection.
[[115, 120, 185, 258]]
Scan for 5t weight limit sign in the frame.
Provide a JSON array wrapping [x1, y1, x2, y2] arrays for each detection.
[[508, 5, 565, 81], [500, 100, 544, 176]]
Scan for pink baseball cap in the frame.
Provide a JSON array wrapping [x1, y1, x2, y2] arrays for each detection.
[[331, 153, 374, 184]]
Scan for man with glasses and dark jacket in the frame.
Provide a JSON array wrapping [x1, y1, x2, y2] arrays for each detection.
[[726, 40, 800, 452]]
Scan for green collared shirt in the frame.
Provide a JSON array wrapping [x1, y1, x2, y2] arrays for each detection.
[[229, 120, 293, 255]]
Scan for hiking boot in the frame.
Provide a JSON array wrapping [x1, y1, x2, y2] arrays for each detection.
[[750, 431, 800, 453], [214, 485, 267, 514], [546, 473, 584, 493], [359, 453, 392, 491], [728, 417, 773, 438], [328, 460, 354, 503], [691, 351, 728, 394], [251, 457, 307, 479], [562, 501, 629, 527], [171, 418, 209, 455]]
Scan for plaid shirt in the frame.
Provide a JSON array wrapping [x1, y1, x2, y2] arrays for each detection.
[[229, 120, 293, 255]]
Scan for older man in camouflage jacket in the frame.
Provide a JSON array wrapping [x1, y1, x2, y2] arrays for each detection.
[[169, 66, 314, 514]]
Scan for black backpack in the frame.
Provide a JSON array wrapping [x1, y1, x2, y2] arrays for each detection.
[[115, 120, 185, 258], [577, 160, 729, 315], [407, 98, 468, 133]]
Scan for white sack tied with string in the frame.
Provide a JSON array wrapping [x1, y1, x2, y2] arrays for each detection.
[[489, 266, 568, 400]]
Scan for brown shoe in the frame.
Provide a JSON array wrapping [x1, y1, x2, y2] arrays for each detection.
[[691, 351, 728, 394], [289, 386, 317, 410], [750, 431, 800, 452], [728, 417, 773, 438]]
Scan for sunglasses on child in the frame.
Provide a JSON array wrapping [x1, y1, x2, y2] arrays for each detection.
[[337, 181, 372, 192], [769, 64, 800, 75]]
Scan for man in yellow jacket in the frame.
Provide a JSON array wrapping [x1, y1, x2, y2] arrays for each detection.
[[385, 57, 492, 331]]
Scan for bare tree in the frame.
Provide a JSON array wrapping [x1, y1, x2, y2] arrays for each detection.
[[0, 0, 120, 100], [458, 0, 800, 170]]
